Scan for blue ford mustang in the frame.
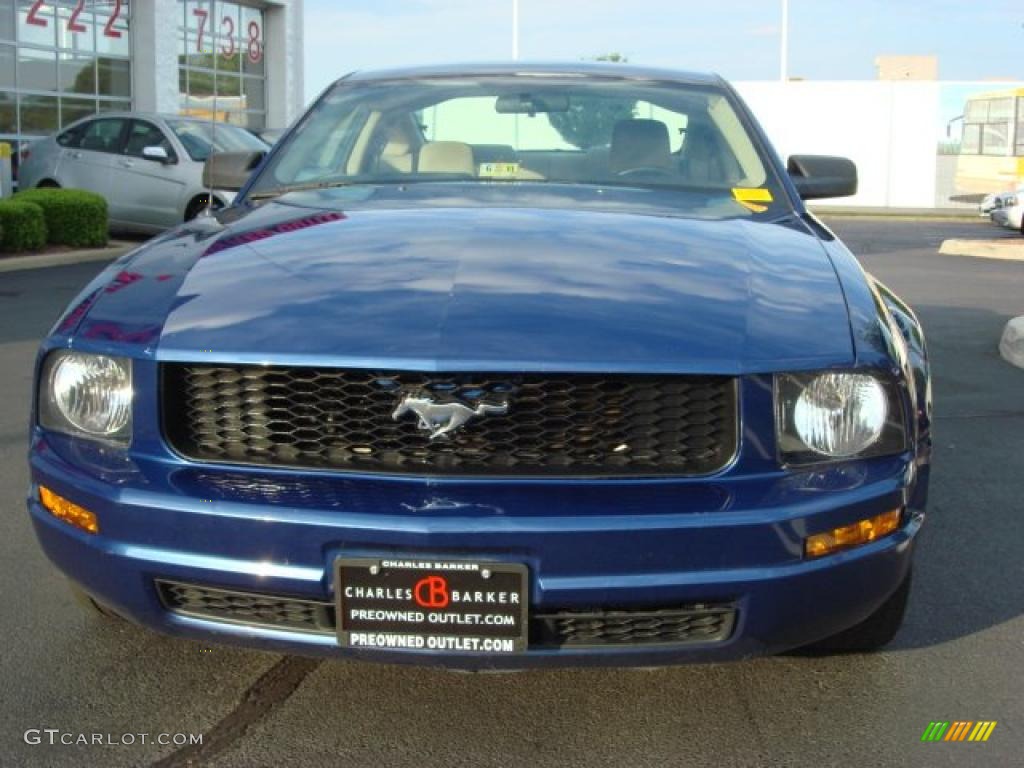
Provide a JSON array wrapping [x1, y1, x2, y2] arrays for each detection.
[[27, 64, 931, 668]]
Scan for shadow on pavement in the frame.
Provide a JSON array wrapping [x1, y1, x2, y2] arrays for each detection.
[[888, 303, 1023, 652]]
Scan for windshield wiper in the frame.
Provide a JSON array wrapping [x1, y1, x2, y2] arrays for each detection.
[[247, 179, 356, 201]]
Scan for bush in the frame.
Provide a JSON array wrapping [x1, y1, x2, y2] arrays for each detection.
[[13, 188, 108, 247], [0, 200, 47, 252]]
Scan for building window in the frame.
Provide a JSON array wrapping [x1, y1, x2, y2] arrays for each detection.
[[178, 1, 266, 132], [0, 0, 133, 183]]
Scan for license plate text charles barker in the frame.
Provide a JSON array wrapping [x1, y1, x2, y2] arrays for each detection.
[[343, 584, 521, 605]]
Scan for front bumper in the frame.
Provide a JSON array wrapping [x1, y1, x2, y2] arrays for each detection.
[[991, 204, 1024, 230], [28, 434, 926, 669]]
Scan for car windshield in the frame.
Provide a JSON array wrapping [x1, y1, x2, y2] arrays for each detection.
[[246, 75, 787, 217], [167, 120, 268, 162]]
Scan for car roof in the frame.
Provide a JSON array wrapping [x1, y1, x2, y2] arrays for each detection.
[[65, 111, 237, 125], [339, 61, 725, 87]]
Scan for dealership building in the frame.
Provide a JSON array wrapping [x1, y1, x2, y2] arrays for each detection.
[[0, 0, 304, 176]]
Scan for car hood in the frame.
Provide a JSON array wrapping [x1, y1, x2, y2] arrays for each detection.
[[72, 195, 854, 374]]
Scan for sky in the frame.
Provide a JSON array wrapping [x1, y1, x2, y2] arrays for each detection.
[[302, 0, 1024, 102]]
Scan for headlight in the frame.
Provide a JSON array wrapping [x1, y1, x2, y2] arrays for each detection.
[[39, 351, 132, 445], [776, 372, 906, 464]]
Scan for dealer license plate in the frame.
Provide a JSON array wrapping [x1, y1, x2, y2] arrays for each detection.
[[335, 558, 528, 654]]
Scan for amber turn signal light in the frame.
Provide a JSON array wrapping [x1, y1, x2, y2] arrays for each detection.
[[39, 486, 99, 534], [804, 509, 901, 558]]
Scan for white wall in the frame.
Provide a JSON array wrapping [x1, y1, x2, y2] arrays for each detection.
[[132, 0, 185, 115], [735, 81, 940, 208], [264, 0, 305, 128]]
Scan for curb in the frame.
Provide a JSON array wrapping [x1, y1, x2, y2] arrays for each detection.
[[938, 239, 1024, 262], [815, 206, 982, 222], [0, 241, 136, 273]]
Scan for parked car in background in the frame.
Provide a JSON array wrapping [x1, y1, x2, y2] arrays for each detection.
[[17, 113, 269, 233], [981, 185, 1024, 233], [978, 192, 1002, 216], [256, 128, 284, 145]]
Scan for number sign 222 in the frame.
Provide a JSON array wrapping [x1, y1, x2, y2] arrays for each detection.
[[26, 0, 125, 39]]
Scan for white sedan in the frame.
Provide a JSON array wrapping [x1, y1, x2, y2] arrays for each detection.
[[981, 186, 1024, 233], [18, 113, 268, 233]]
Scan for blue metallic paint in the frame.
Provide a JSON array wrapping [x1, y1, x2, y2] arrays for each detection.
[[64, 187, 857, 375], [28, 69, 930, 668]]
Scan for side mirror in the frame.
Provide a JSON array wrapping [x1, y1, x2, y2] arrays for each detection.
[[787, 155, 857, 200], [142, 145, 171, 163], [201, 150, 266, 191]]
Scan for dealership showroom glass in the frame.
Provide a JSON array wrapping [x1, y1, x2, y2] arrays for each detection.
[[0, 0, 304, 180]]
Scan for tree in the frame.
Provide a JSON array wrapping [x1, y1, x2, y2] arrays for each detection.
[[548, 53, 637, 150]]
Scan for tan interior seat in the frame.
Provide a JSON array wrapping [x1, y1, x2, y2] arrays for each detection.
[[679, 123, 732, 185], [608, 119, 672, 174], [418, 141, 475, 175], [379, 127, 414, 173]]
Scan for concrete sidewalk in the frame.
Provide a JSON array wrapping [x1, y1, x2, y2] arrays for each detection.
[[0, 240, 136, 273], [939, 238, 1024, 261], [814, 205, 981, 221]]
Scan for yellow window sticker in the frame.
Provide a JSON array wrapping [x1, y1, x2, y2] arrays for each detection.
[[732, 187, 773, 213], [478, 162, 520, 179]]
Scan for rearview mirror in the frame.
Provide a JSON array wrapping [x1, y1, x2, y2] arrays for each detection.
[[201, 150, 266, 191], [495, 93, 571, 114], [787, 155, 857, 200], [142, 145, 171, 163]]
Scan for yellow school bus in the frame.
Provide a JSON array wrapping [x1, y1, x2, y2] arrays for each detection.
[[955, 87, 1024, 196]]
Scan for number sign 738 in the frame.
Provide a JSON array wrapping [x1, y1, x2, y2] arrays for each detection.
[[192, 7, 263, 63], [26, 0, 124, 38]]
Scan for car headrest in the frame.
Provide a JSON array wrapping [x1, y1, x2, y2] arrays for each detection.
[[609, 119, 672, 174], [679, 123, 732, 185], [381, 125, 412, 158], [418, 141, 475, 175]]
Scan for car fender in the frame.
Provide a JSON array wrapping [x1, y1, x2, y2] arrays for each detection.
[[866, 275, 932, 453]]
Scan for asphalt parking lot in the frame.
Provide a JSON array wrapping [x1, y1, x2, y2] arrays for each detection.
[[0, 217, 1021, 767]]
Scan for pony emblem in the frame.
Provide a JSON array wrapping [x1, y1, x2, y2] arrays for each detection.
[[391, 395, 509, 440]]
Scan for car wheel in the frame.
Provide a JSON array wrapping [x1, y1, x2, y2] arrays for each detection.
[[799, 570, 911, 654], [70, 583, 122, 621], [185, 194, 223, 221]]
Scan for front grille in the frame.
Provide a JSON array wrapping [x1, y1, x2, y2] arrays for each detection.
[[157, 580, 736, 648], [533, 605, 736, 647], [162, 364, 737, 476], [156, 581, 334, 634]]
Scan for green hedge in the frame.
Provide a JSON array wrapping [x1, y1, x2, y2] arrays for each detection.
[[13, 188, 108, 248], [0, 200, 47, 252]]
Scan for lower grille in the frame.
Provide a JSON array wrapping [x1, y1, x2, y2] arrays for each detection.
[[533, 605, 736, 647], [157, 580, 735, 648], [156, 580, 334, 635]]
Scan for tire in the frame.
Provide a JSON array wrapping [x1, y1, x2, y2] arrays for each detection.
[[37, 179, 60, 188], [800, 570, 911, 654], [184, 194, 223, 221], [70, 583, 122, 621]]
